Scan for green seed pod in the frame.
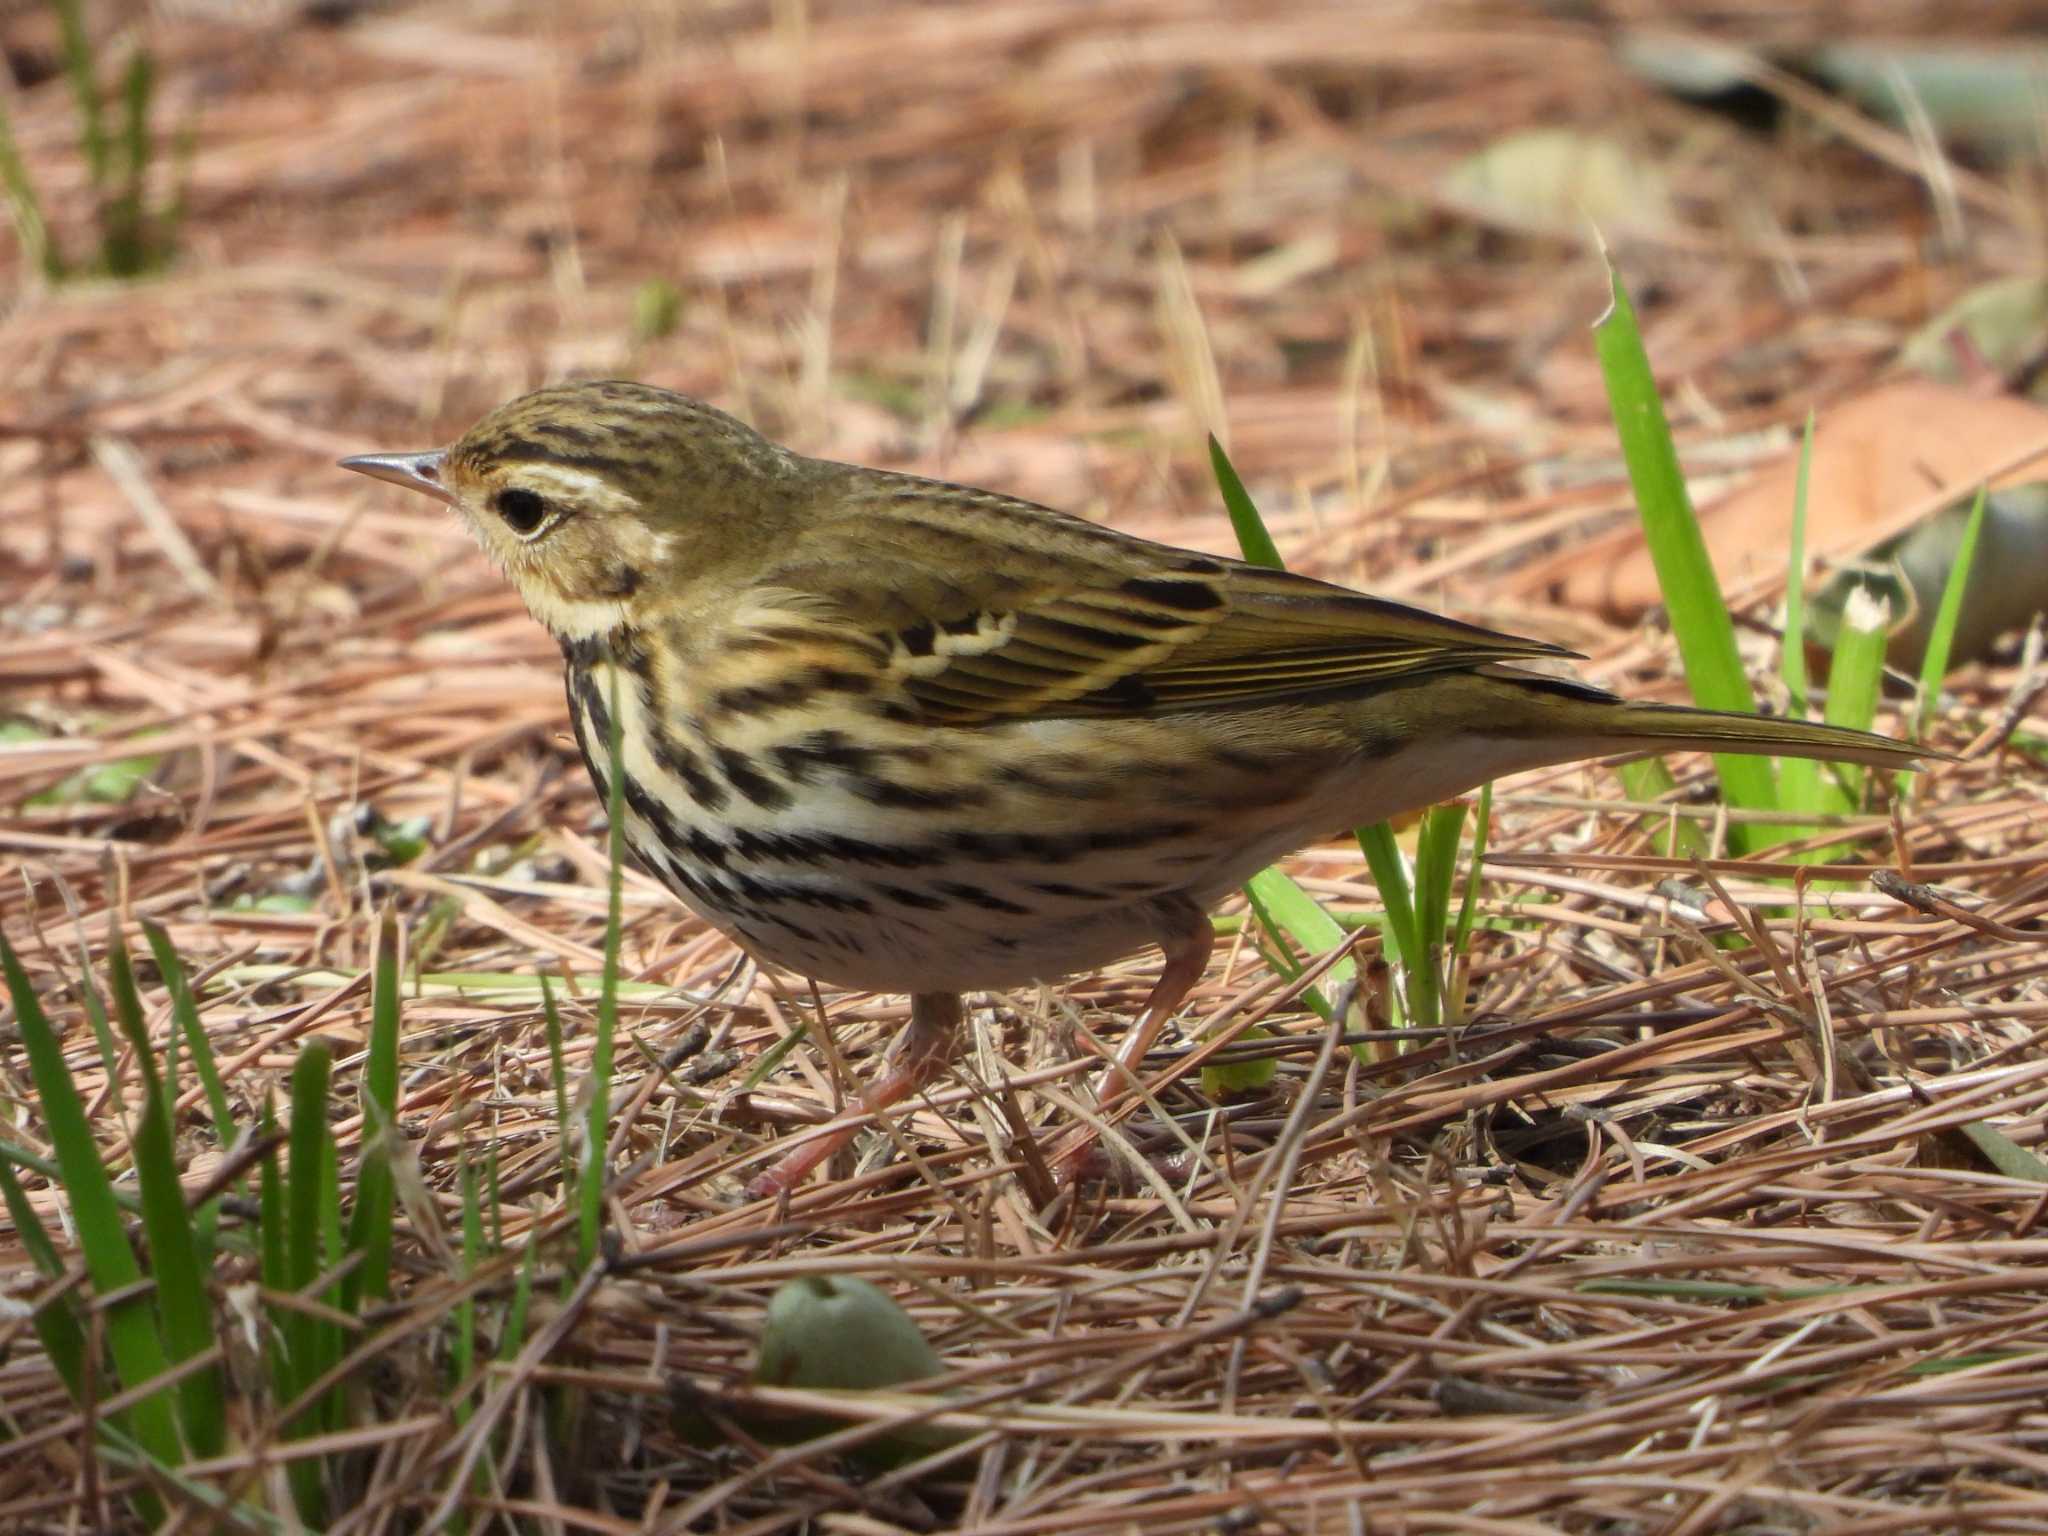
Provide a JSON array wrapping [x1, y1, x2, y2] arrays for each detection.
[[749, 1274, 956, 1467]]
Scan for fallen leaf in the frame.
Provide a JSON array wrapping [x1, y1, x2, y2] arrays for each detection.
[[1561, 380, 2048, 668], [1441, 129, 1674, 239]]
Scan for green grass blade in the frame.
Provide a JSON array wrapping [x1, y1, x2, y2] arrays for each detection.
[[106, 923, 162, 1121], [1242, 867, 1353, 1026], [1959, 1121, 2048, 1183], [161, 110, 196, 263], [485, 1138, 505, 1250], [52, 0, 107, 185], [1822, 585, 1890, 804], [119, 926, 224, 1454], [1782, 412, 1816, 711], [316, 1127, 345, 1431], [0, 102, 61, 279], [0, 1155, 87, 1395], [0, 932, 184, 1472], [1356, 823, 1418, 989], [1776, 414, 1830, 836], [285, 1043, 331, 1299], [105, 46, 153, 275], [1210, 432, 1426, 1026], [1451, 784, 1491, 959], [580, 670, 627, 1266], [1241, 884, 1305, 987], [1208, 433, 1284, 569], [344, 910, 402, 1310], [257, 1093, 289, 1400], [738, 1016, 812, 1090], [0, 1147, 70, 1280], [1413, 804, 1465, 954], [143, 922, 233, 1145], [1406, 802, 1468, 1031], [1594, 259, 1776, 844], [540, 975, 578, 1199], [96, 1420, 298, 1534], [282, 1043, 333, 1519], [258, 1092, 286, 1288], [104, 918, 148, 1046], [1912, 485, 1986, 738], [499, 1234, 538, 1364], [1617, 757, 1709, 856], [129, 1082, 226, 1457], [453, 1158, 483, 1425], [1442, 799, 1487, 1031], [75, 963, 123, 1096]]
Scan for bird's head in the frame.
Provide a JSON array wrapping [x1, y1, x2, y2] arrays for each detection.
[[341, 379, 799, 641]]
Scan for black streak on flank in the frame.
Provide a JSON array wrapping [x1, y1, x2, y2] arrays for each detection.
[[712, 675, 814, 718], [682, 826, 729, 868], [565, 677, 608, 801], [812, 667, 872, 695], [1120, 576, 1224, 611], [944, 829, 1053, 863], [878, 883, 947, 911], [575, 670, 613, 751], [560, 634, 606, 669], [935, 880, 1030, 915], [711, 667, 872, 721], [729, 871, 873, 914], [995, 761, 1107, 801], [619, 772, 685, 852], [1029, 880, 1102, 901], [667, 861, 720, 906], [714, 746, 794, 811], [613, 627, 658, 681], [732, 825, 929, 870], [651, 729, 728, 813], [899, 619, 937, 657], [1092, 820, 1198, 851], [938, 819, 1196, 866], [772, 729, 879, 782], [854, 776, 989, 813]]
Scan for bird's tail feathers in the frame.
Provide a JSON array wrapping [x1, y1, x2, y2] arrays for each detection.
[[1487, 671, 1935, 771]]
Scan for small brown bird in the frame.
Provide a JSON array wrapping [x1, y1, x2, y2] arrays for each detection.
[[344, 380, 1925, 1196]]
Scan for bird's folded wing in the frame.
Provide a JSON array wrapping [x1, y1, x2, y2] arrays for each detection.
[[754, 479, 1574, 725]]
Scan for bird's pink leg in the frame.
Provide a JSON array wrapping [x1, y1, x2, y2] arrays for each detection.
[[1051, 916, 1215, 1184], [746, 991, 963, 1198]]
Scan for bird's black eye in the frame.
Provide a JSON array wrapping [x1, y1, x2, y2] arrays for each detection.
[[493, 487, 550, 536]]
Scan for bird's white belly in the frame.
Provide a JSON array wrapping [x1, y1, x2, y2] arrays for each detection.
[[583, 656, 1548, 996], [621, 730, 1541, 994]]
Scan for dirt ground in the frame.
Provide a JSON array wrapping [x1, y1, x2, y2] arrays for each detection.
[[5, 3, 2048, 1531]]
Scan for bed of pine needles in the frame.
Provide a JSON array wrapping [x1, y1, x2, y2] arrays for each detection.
[[4, 3, 2048, 1531]]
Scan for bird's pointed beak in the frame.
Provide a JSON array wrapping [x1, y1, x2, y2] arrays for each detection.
[[339, 450, 456, 507]]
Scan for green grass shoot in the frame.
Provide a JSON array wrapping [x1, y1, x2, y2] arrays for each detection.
[[0, 0, 189, 281], [1209, 433, 1480, 1040], [580, 666, 628, 1267], [1593, 259, 1776, 852], [1912, 487, 1987, 744]]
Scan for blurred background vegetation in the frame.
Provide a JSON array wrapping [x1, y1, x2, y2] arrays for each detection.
[[4, 5, 2048, 1532]]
